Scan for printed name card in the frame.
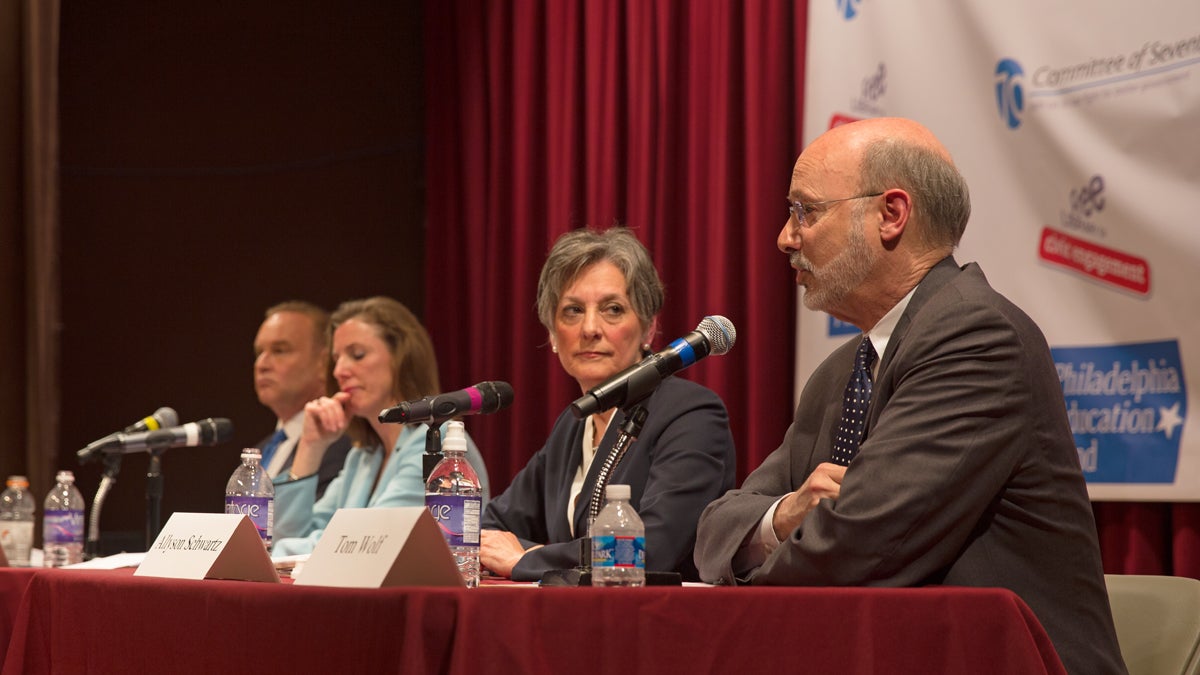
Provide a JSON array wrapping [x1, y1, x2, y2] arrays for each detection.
[[295, 507, 463, 588], [135, 512, 279, 582]]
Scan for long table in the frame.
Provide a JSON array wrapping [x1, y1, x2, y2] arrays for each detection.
[[0, 568, 1065, 674]]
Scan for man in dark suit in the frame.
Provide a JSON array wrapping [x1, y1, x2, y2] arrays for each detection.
[[694, 118, 1126, 675], [253, 301, 349, 499]]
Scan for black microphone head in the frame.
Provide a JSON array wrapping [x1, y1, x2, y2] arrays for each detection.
[[207, 418, 235, 443], [698, 315, 736, 355], [479, 381, 515, 413]]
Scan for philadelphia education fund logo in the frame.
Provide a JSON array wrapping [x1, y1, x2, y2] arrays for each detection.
[[837, 0, 864, 21], [1053, 340, 1187, 483], [995, 58, 1026, 129]]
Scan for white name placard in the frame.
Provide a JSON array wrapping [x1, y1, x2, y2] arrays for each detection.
[[135, 512, 279, 582], [295, 507, 463, 588]]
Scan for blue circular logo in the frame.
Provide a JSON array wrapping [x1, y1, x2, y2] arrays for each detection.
[[994, 59, 1025, 129], [838, 0, 863, 21]]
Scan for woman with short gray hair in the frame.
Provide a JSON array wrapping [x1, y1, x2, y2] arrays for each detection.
[[480, 227, 736, 582]]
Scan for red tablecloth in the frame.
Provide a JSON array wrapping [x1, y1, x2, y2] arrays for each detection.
[[0, 568, 1065, 674], [0, 568, 38, 667]]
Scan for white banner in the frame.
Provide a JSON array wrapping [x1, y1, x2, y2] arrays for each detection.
[[800, 0, 1198, 500]]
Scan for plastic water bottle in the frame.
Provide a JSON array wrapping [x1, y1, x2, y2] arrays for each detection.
[[590, 484, 645, 587], [0, 476, 36, 567], [43, 470, 86, 567], [225, 449, 274, 550], [425, 421, 482, 588]]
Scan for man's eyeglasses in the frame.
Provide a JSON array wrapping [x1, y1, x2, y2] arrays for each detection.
[[788, 192, 884, 228]]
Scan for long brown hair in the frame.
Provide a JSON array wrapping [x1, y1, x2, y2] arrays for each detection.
[[330, 296, 441, 448]]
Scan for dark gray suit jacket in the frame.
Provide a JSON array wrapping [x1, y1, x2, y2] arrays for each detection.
[[694, 257, 1126, 675], [483, 376, 736, 581]]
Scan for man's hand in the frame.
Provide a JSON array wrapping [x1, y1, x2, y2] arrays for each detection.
[[772, 462, 847, 540]]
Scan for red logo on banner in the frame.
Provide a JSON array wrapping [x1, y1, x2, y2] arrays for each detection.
[[1038, 226, 1151, 295], [829, 113, 862, 129]]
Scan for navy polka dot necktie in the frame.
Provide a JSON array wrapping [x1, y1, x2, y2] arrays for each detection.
[[831, 336, 877, 466]]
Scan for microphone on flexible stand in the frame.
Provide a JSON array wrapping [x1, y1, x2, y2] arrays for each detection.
[[79, 407, 179, 560], [131, 417, 235, 550], [378, 381, 515, 425], [570, 315, 736, 418], [99, 417, 234, 454], [379, 381, 515, 482], [77, 407, 179, 463]]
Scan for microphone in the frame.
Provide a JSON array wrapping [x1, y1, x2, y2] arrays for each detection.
[[570, 315, 736, 418], [77, 407, 180, 462], [87, 418, 234, 455], [378, 381, 515, 425]]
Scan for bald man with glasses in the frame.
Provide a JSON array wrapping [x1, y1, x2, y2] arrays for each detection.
[[695, 118, 1126, 675]]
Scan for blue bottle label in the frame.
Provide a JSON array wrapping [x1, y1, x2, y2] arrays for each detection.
[[43, 510, 84, 544], [425, 494, 481, 547], [592, 535, 645, 568], [225, 496, 273, 545]]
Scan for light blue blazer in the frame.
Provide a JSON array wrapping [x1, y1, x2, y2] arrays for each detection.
[[271, 422, 489, 556]]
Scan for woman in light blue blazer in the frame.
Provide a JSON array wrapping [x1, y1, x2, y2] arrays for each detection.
[[272, 296, 488, 556]]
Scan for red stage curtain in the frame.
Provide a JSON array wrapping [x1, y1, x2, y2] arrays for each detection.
[[423, 0, 804, 490], [1096, 502, 1200, 578], [421, 0, 1197, 581]]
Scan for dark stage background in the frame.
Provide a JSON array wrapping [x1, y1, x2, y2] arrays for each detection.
[[54, 2, 426, 549]]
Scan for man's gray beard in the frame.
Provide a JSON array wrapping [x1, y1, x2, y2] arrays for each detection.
[[791, 222, 874, 314]]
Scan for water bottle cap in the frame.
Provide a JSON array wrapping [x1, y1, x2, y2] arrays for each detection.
[[55, 470, 75, 484], [241, 448, 262, 461], [6, 475, 28, 488], [605, 484, 631, 500], [443, 420, 467, 453]]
